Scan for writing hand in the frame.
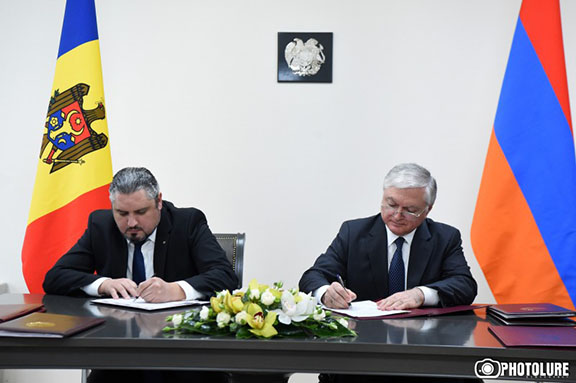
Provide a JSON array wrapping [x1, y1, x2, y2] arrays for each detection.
[[98, 278, 138, 299], [322, 281, 357, 309], [137, 277, 185, 303], [377, 288, 424, 310]]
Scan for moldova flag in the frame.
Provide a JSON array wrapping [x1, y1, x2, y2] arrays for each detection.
[[471, 0, 576, 310], [22, 0, 112, 293]]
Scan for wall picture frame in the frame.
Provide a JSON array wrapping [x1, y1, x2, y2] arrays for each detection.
[[277, 32, 333, 83]]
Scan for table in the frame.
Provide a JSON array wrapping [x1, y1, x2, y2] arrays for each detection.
[[0, 294, 574, 382]]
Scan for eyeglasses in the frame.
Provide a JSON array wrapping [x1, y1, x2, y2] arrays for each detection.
[[381, 202, 428, 219]]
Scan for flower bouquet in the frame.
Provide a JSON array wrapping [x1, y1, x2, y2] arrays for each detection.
[[163, 279, 356, 339]]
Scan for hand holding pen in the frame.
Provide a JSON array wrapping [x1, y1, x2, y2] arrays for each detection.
[[136, 276, 186, 303], [322, 274, 357, 309]]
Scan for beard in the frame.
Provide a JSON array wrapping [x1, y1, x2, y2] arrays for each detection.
[[124, 226, 149, 244]]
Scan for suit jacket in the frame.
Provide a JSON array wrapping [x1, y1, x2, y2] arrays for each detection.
[[43, 201, 238, 297], [299, 214, 477, 307]]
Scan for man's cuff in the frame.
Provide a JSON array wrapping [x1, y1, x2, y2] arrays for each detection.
[[81, 277, 110, 297], [313, 285, 330, 304], [176, 281, 204, 300], [417, 286, 439, 306]]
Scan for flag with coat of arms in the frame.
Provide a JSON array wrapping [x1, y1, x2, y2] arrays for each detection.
[[22, 0, 112, 293]]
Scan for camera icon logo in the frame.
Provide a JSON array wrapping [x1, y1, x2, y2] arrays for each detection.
[[475, 358, 501, 379]]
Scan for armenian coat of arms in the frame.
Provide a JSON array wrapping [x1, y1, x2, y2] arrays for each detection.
[[40, 83, 108, 173]]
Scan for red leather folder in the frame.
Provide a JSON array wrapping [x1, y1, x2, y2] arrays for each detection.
[[0, 312, 105, 338], [382, 304, 487, 319], [488, 303, 576, 319], [489, 325, 576, 347], [0, 304, 44, 323], [489, 314, 576, 327]]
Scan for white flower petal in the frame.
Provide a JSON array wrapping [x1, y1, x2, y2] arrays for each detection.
[[290, 315, 309, 323], [278, 312, 292, 325]]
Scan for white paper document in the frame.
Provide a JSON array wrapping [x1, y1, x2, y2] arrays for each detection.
[[329, 300, 409, 318], [91, 297, 208, 311]]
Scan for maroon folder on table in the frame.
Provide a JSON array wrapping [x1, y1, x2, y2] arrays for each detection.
[[0, 312, 105, 338], [489, 314, 576, 327], [0, 304, 44, 323], [489, 325, 576, 347], [382, 304, 487, 319], [488, 303, 576, 319]]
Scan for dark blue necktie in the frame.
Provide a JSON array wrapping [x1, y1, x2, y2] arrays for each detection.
[[132, 241, 145, 285], [388, 237, 405, 295]]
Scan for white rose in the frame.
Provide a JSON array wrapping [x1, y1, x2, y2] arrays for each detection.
[[216, 311, 231, 328], [235, 311, 248, 325], [261, 289, 275, 306], [249, 288, 261, 300], [172, 314, 183, 326], [199, 306, 210, 320]]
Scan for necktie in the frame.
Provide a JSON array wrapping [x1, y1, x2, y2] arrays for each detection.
[[388, 237, 405, 295], [132, 241, 145, 285]]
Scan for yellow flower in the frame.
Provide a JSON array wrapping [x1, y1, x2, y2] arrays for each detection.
[[249, 311, 278, 338], [245, 302, 263, 316], [248, 279, 270, 296], [224, 291, 245, 314], [210, 296, 224, 313], [247, 311, 265, 329]]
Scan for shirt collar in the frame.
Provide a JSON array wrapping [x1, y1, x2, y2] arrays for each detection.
[[125, 228, 157, 246], [385, 225, 416, 247]]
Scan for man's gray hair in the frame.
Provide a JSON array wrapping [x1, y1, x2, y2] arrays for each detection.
[[109, 167, 160, 203], [383, 163, 437, 206]]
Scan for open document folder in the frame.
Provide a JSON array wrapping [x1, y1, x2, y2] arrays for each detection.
[[91, 297, 208, 311], [329, 300, 409, 319]]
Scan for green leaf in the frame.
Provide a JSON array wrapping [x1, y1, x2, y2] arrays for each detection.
[[236, 326, 253, 339]]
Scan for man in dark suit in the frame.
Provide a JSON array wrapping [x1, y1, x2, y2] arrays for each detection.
[[299, 163, 478, 382], [300, 163, 476, 310], [43, 167, 236, 383]]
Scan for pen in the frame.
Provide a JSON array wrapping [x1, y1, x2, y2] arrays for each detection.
[[336, 274, 351, 307]]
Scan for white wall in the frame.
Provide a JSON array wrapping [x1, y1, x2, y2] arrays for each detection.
[[2, 0, 576, 381]]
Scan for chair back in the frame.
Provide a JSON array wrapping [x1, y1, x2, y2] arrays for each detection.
[[214, 233, 245, 289]]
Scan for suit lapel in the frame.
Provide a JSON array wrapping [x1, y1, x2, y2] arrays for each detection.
[[111, 231, 129, 278], [407, 219, 433, 289], [153, 208, 172, 278], [364, 216, 389, 299]]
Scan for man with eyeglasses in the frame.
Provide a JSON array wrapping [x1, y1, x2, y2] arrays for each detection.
[[299, 163, 479, 382], [299, 163, 477, 311]]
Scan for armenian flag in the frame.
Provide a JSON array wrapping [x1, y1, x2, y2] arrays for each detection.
[[22, 0, 112, 293], [471, 0, 576, 310]]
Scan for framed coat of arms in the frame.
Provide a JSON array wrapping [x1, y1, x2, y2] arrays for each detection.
[[277, 32, 333, 83]]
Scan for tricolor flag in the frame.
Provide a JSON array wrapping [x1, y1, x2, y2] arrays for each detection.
[[22, 0, 112, 293], [471, 0, 576, 310]]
